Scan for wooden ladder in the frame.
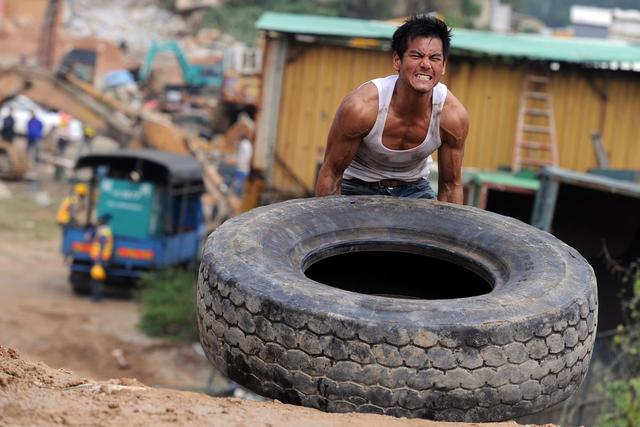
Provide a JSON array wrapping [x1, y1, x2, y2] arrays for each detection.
[[511, 74, 559, 172]]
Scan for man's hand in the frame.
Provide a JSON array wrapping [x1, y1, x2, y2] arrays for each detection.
[[437, 92, 469, 204]]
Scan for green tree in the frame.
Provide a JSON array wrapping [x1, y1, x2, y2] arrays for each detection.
[[201, 0, 393, 44], [460, 0, 481, 28], [461, 0, 481, 18]]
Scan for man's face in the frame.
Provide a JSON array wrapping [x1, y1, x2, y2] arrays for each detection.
[[393, 36, 447, 93]]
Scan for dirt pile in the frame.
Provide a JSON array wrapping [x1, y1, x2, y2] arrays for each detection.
[[0, 346, 553, 427]]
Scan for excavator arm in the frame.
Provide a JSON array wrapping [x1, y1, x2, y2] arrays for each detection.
[[140, 40, 194, 84], [139, 40, 223, 89]]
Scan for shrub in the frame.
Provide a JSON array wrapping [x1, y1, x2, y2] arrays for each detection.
[[138, 268, 198, 341], [599, 265, 640, 427]]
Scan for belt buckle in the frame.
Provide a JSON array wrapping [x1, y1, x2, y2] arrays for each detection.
[[379, 179, 401, 188]]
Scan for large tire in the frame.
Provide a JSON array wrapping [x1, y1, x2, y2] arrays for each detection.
[[197, 196, 597, 422]]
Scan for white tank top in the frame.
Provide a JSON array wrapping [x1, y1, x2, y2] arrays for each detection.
[[343, 75, 448, 182]]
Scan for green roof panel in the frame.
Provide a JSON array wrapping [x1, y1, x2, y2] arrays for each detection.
[[257, 12, 640, 64], [453, 28, 640, 62], [257, 12, 395, 39], [470, 172, 540, 191]]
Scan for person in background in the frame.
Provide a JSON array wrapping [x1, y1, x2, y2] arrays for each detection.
[[233, 135, 253, 196], [56, 183, 88, 226], [55, 112, 71, 155], [27, 111, 44, 163], [81, 123, 96, 155], [89, 214, 113, 303], [1, 107, 15, 144]]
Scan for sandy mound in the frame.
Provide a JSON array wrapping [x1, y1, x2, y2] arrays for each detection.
[[0, 346, 554, 427]]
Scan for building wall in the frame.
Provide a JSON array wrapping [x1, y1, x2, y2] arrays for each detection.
[[2, 0, 47, 21], [260, 39, 640, 194], [573, 23, 609, 39], [446, 61, 640, 173], [271, 43, 392, 194]]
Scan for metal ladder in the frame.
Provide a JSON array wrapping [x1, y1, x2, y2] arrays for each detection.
[[511, 74, 559, 172]]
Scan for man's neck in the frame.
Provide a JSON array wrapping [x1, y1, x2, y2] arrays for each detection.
[[390, 79, 433, 117]]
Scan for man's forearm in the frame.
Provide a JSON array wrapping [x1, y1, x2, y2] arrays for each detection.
[[315, 169, 342, 196], [315, 178, 341, 196], [437, 183, 463, 204]]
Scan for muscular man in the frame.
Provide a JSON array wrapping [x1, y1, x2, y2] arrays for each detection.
[[315, 15, 468, 203]]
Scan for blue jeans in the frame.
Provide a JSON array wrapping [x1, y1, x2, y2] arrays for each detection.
[[234, 170, 248, 196], [90, 279, 103, 302], [341, 178, 436, 199], [27, 138, 40, 163]]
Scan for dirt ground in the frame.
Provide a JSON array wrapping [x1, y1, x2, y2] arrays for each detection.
[[0, 166, 549, 426], [1, 345, 538, 427], [0, 176, 214, 392]]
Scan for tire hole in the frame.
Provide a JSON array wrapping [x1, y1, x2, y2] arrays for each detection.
[[304, 250, 492, 300]]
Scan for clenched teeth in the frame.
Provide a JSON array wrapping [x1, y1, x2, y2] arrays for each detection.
[[416, 74, 432, 81]]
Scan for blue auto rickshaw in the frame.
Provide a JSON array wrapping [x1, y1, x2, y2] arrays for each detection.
[[61, 149, 206, 294]]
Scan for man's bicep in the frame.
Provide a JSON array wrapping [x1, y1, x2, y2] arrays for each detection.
[[323, 95, 373, 170], [316, 95, 372, 196], [318, 83, 377, 189], [315, 129, 360, 196], [440, 99, 469, 172], [323, 120, 361, 172], [437, 100, 468, 203]]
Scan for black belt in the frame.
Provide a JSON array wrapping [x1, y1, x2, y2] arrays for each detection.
[[345, 178, 424, 188]]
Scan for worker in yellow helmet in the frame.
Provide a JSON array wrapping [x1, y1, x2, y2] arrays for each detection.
[[56, 183, 88, 226], [89, 213, 113, 302]]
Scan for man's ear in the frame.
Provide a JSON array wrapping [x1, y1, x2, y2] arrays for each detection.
[[443, 57, 448, 75], [392, 52, 401, 72]]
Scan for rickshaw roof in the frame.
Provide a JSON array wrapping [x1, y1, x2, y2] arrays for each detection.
[[76, 149, 204, 189]]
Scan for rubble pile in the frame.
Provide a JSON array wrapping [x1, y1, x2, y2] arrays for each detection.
[[65, 0, 188, 56]]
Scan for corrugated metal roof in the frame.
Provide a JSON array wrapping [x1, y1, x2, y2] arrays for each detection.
[[257, 12, 395, 39], [451, 28, 640, 62], [257, 12, 640, 64]]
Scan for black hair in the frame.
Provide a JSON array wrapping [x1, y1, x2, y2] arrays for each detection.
[[391, 15, 452, 60]]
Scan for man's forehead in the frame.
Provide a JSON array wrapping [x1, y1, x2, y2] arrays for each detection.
[[406, 36, 443, 53]]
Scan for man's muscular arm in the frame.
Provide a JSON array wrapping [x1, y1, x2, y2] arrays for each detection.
[[315, 84, 377, 196], [437, 92, 469, 204]]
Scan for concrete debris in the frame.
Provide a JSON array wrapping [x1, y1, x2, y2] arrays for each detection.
[[65, 0, 188, 56], [111, 348, 130, 370]]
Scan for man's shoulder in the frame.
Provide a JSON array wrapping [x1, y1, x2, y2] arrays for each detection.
[[346, 80, 379, 109], [440, 90, 469, 145], [338, 81, 379, 126], [441, 90, 468, 125]]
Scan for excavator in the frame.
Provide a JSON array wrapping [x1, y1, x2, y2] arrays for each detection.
[[0, 65, 243, 220], [139, 40, 224, 90]]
